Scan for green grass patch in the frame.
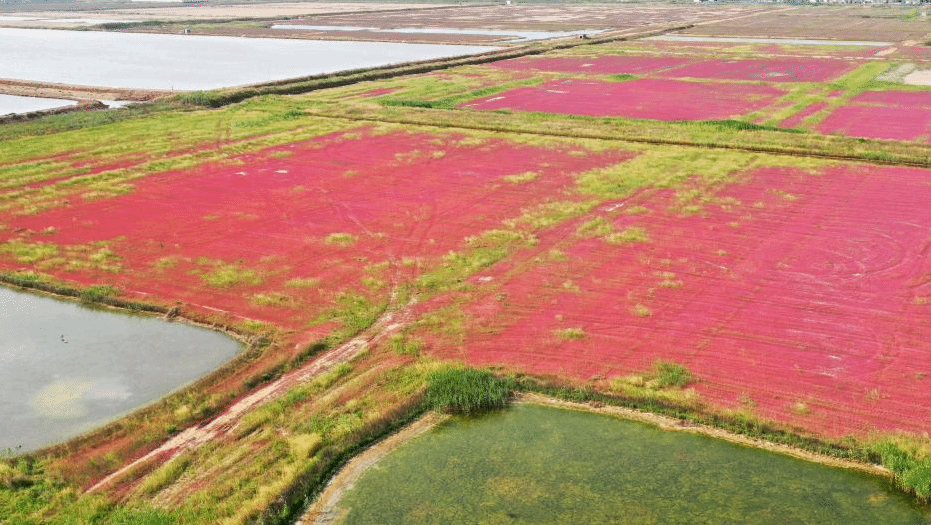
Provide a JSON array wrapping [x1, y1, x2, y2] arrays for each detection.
[[324, 233, 357, 247], [691, 119, 802, 134], [202, 262, 262, 288], [653, 360, 693, 389], [606, 226, 650, 245], [326, 293, 385, 337], [553, 327, 586, 340], [386, 333, 423, 356], [425, 368, 513, 415], [137, 455, 192, 496], [873, 441, 931, 501], [284, 277, 320, 289], [502, 171, 540, 184], [79, 285, 120, 304]]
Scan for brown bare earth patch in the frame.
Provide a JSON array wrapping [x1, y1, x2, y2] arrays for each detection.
[[0, 78, 165, 103]]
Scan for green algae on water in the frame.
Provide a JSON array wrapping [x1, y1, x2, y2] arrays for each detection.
[[337, 404, 929, 524]]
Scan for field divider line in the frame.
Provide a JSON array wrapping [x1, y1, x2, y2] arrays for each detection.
[[301, 109, 931, 169]]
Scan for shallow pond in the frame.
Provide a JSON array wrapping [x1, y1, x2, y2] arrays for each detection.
[[271, 25, 600, 43], [0, 286, 240, 452], [0, 28, 498, 91], [0, 94, 75, 116], [337, 404, 928, 524]]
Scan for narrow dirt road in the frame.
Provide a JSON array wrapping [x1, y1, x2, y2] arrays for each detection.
[[87, 303, 411, 494]]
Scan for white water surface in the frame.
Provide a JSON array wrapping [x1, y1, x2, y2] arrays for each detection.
[[0, 93, 76, 115], [272, 24, 600, 42], [0, 28, 498, 90]]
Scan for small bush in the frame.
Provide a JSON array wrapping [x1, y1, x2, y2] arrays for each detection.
[[79, 285, 119, 303], [653, 360, 693, 389], [697, 119, 804, 134], [175, 91, 223, 108], [426, 368, 513, 415]]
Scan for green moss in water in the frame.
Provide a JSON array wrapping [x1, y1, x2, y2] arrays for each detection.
[[338, 404, 929, 524]]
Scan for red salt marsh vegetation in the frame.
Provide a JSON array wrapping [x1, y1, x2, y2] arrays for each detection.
[[460, 78, 784, 121], [655, 57, 855, 82], [7, 22, 931, 523], [819, 91, 931, 142], [488, 55, 693, 75], [818, 105, 931, 142], [422, 162, 931, 437], [0, 127, 630, 330]]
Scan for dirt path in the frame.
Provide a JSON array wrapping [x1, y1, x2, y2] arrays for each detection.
[[297, 411, 448, 525], [0, 78, 166, 103], [86, 302, 412, 494]]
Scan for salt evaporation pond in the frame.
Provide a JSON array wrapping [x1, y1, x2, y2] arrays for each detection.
[[0, 28, 499, 91], [0, 93, 75, 116], [272, 25, 600, 42], [0, 286, 241, 452]]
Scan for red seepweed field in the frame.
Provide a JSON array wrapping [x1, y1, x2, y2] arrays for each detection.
[[655, 57, 856, 83], [489, 55, 694, 75], [819, 91, 931, 142], [416, 162, 931, 437], [9, 8, 931, 520], [0, 127, 630, 330], [460, 78, 784, 121]]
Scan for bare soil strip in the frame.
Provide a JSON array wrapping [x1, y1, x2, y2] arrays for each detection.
[[86, 303, 412, 494], [0, 78, 167, 102]]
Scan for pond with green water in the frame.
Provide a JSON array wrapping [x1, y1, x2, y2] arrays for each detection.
[[337, 404, 929, 524]]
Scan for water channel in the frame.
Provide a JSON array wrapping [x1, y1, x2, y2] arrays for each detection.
[[0, 93, 75, 116], [0, 286, 240, 452]]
